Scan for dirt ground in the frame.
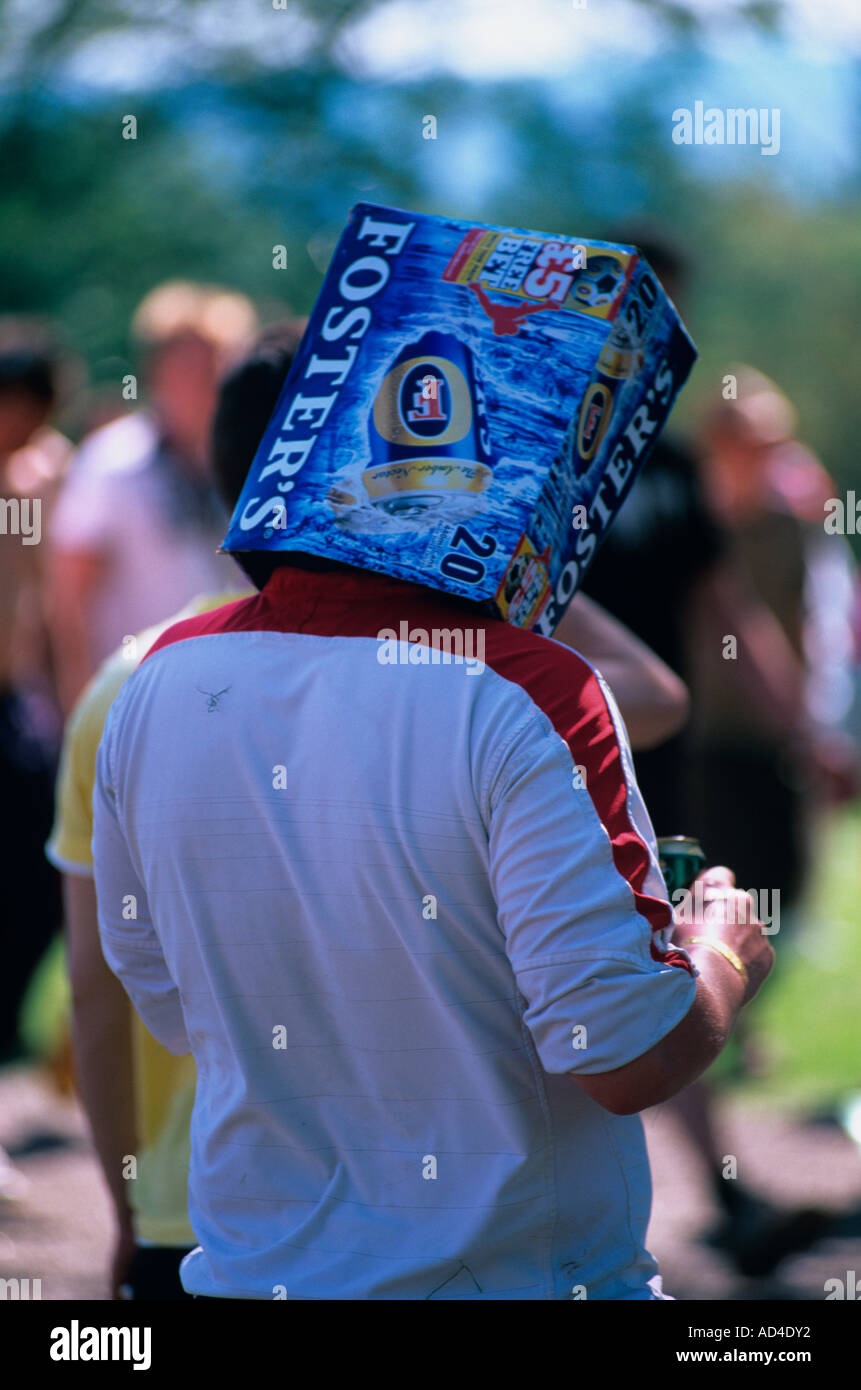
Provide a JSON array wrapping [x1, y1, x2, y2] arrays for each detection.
[[2, 1062, 860, 1301]]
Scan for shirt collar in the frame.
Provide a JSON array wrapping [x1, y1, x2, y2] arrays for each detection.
[[262, 563, 432, 607]]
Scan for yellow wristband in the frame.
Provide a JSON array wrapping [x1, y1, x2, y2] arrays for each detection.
[[681, 937, 749, 988]]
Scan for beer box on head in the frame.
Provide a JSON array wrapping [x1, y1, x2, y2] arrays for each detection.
[[222, 203, 697, 632]]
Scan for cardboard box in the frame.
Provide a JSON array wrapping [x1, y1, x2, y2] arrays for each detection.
[[222, 203, 697, 633]]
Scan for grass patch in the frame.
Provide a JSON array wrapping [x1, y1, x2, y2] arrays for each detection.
[[739, 800, 861, 1109]]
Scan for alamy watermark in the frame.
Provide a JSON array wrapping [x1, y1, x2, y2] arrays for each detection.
[[672, 102, 780, 156], [825, 1270, 861, 1299], [672, 880, 780, 935], [50, 1322, 151, 1370], [376, 622, 485, 676], [824, 491, 859, 535], [0, 497, 40, 545], [0, 1277, 42, 1299]]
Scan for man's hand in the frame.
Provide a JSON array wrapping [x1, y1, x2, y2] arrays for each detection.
[[571, 864, 775, 1116], [672, 865, 774, 1007]]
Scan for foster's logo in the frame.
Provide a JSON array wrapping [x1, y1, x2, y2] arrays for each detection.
[[577, 382, 613, 462], [400, 359, 453, 438], [374, 344, 473, 449]]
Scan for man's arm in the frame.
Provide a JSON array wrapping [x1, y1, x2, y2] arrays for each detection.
[[553, 593, 690, 750], [63, 873, 138, 1296], [694, 563, 805, 735], [487, 675, 698, 1088], [486, 657, 770, 1113], [572, 868, 773, 1115]]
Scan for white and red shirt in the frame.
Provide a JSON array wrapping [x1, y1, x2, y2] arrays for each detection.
[[93, 566, 696, 1300]]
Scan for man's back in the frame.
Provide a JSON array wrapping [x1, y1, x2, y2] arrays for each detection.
[[94, 566, 695, 1300]]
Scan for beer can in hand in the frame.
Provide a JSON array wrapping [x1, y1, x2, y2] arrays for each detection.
[[657, 835, 706, 898]]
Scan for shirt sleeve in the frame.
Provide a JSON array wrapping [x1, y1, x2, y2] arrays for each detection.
[[486, 689, 697, 1078], [92, 707, 190, 1056]]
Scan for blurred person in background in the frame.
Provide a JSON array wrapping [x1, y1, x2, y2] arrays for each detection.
[[763, 402, 859, 803], [51, 323, 692, 1299], [677, 367, 858, 1273], [850, 578, 861, 753], [0, 320, 72, 1074], [47, 282, 258, 714], [690, 367, 858, 907]]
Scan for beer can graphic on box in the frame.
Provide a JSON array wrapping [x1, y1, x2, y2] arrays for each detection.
[[362, 331, 494, 519], [222, 203, 697, 631]]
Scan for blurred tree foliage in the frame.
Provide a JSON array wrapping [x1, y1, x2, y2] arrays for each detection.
[[0, 0, 785, 83], [0, 0, 858, 529]]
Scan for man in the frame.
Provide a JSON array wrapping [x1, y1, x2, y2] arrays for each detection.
[[48, 281, 257, 713], [53, 328, 691, 1298], [91, 351, 772, 1302]]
